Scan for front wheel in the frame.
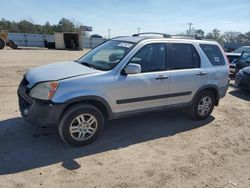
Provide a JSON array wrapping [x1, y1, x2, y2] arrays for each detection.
[[58, 104, 104, 146], [190, 91, 215, 120]]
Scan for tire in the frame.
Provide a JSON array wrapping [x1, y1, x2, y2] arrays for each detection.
[[58, 104, 104, 146], [190, 90, 215, 120], [235, 63, 244, 75], [0, 37, 6, 49], [8, 40, 18, 49]]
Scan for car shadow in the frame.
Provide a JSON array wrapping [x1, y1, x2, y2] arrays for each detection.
[[0, 110, 214, 175], [229, 89, 250, 101]]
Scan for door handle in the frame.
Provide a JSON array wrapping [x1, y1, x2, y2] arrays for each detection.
[[155, 75, 168, 80], [196, 71, 207, 76]]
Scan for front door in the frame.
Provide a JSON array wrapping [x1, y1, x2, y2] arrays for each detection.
[[113, 43, 170, 113]]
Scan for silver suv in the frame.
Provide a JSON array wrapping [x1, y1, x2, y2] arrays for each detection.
[[18, 33, 229, 146]]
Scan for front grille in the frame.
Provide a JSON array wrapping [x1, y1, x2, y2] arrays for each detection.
[[18, 94, 31, 112]]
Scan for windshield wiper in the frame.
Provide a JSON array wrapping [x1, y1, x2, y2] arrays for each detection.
[[80, 62, 96, 69]]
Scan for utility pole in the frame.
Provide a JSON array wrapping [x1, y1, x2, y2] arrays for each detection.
[[137, 27, 141, 34], [187, 22, 193, 36], [108, 28, 111, 39]]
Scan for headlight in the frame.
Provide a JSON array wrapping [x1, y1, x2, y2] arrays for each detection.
[[29, 81, 59, 100]]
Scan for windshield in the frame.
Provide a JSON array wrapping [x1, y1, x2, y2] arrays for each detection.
[[241, 52, 250, 62], [233, 46, 250, 54], [77, 40, 134, 71]]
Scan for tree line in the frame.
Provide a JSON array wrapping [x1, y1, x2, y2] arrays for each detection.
[[1, 18, 250, 44], [0, 18, 80, 35], [186, 28, 250, 44]]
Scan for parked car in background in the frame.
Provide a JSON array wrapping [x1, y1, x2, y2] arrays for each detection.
[[226, 46, 250, 75], [226, 52, 241, 63], [235, 52, 250, 74], [235, 66, 250, 90], [90, 34, 103, 38], [233, 46, 250, 54], [226, 52, 241, 75], [18, 33, 229, 146]]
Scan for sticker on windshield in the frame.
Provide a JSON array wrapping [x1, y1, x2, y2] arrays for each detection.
[[118, 42, 133, 48]]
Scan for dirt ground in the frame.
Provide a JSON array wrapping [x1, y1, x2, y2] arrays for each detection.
[[0, 48, 249, 188]]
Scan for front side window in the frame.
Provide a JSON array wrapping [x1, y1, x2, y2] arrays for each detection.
[[169, 43, 200, 70], [129, 43, 166, 73], [77, 40, 134, 71]]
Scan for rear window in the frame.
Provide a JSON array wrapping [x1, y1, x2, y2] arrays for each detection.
[[200, 44, 225, 66]]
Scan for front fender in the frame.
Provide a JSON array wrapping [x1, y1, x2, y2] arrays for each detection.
[[52, 88, 109, 103], [52, 89, 114, 117]]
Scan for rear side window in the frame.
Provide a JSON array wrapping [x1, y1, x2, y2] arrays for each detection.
[[200, 44, 225, 66], [169, 43, 200, 70]]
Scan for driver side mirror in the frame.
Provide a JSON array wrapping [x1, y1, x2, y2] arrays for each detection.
[[124, 63, 141, 74]]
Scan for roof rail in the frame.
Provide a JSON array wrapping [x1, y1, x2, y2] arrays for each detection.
[[111, 36, 129, 39], [132, 32, 171, 38], [171, 34, 203, 40]]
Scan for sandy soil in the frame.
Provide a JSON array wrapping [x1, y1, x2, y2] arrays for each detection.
[[0, 48, 249, 188]]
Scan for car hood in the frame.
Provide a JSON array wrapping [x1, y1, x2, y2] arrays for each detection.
[[25, 61, 100, 88]]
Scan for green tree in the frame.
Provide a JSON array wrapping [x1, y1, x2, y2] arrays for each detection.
[[0, 18, 80, 35], [0, 19, 11, 30], [17, 20, 37, 33], [205, 29, 224, 44], [223, 31, 241, 43], [205, 32, 214, 39], [44, 22, 54, 34], [56, 18, 76, 32]]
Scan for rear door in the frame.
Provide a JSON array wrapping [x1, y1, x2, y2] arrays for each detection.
[[167, 42, 207, 106]]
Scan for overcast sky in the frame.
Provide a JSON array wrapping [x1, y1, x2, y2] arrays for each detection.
[[1, 0, 250, 37]]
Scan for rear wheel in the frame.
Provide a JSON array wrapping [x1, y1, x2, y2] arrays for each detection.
[[0, 37, 6, 49], [58, 104, 104, 146], [190, 91, 215, 120]]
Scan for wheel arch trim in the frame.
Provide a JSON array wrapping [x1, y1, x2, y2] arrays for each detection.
[[63, 95, 114, 118], [192, 85, 220, 106]]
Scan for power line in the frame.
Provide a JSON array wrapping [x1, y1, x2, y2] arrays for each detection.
[[187, 22, 193, 36], [137, 27, 141, 34], [108, 28, 110, 38]]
